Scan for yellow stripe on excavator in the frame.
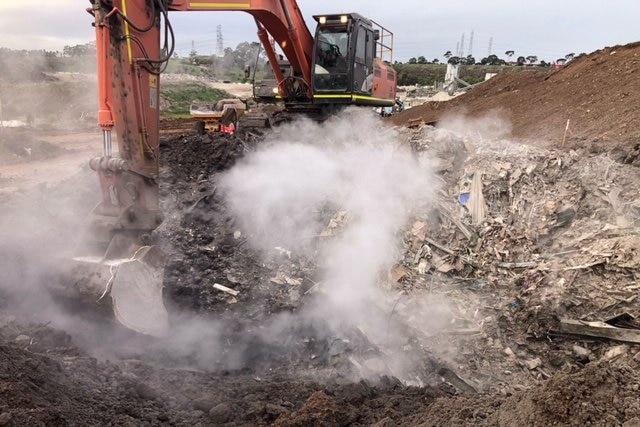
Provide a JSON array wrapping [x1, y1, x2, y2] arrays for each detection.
[[312, 94, 351, 99], [313, 94, 394, 105], [121, 0, 134, 64], [189, 2, 251, 8]]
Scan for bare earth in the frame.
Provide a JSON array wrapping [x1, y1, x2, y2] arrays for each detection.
[[2, 41, 640, 426], [0, 128, 100, 193]]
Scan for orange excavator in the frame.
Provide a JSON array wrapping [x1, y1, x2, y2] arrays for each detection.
[[81, 0, 397, 336]]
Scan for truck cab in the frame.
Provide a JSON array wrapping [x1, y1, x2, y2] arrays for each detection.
[[255, 57, 292, 102]]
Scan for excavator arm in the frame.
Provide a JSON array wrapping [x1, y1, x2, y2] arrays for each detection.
[[83, 0, 396, 336], [90, 0, 163, 234], [82, 0, 318, 336], [88, 0, 316, 238]]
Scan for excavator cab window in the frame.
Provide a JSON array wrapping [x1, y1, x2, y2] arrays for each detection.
[[313, 27, 350, 91], [353, 26, 374, 94]]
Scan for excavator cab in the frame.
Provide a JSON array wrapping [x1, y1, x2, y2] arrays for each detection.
[[311, 13, 396, 107]]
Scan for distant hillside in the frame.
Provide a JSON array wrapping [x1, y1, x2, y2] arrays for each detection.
[[160, 81, 231, 116], [393, 63, 549, 86], [0, 48, 232, 122], [392, 42, 640, 147], [0, 48, 95, 84]]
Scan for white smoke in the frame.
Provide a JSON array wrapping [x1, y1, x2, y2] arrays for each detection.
[[438, 109, 512, 141], [222, 107, 438, 329], [0, 105, 445, 382]]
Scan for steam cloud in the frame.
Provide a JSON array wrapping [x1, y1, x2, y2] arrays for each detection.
[[438, 108, 512, 141], [221, 108, 437, 332], [0, 106, 444, 383]]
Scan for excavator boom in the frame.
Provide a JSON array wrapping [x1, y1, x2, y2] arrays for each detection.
[[170, 0, 314, 93]]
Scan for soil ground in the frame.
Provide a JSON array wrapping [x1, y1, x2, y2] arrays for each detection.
[[2, 42, 640, 427]]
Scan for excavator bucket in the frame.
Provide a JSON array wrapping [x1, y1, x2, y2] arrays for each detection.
[[85, 1, 170, 337], [108, 245, 168, 337], [69, 235, 169, 337]]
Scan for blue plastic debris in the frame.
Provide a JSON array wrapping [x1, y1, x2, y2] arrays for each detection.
[[458, 192, 470, 205]]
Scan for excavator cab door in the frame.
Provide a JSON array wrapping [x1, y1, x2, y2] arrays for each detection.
[[352, 25, 375, 95]]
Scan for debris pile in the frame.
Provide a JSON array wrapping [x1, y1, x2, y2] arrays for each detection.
[[384, 122, 640, 393]]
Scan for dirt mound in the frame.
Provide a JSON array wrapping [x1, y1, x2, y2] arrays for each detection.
[[393, 42, 640, 148], [2, 319, 638, 427], [0, 320, 448, 427], [409, 363, 640, 427]]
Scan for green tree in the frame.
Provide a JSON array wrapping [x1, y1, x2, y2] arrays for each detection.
[[224, 41, 262, 69], [62, 42, 96, 57], [480, 54, 503, 66]]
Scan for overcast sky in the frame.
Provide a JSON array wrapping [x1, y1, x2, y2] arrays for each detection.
[[1, 0, 638, 62]]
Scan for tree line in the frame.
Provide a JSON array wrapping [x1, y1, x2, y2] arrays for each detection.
[[401, 50, 578, 67]]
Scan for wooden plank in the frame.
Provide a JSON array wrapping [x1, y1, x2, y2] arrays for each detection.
[[559, 318, 640, 344], [213, 283, 239, 297]]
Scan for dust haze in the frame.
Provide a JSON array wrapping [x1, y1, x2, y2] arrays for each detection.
[[437, 109, 513, 141], [0, 50, 96, 128], [220, 108, 449, 379], [0, 105, 458, 384], [0, 51, 112, 354]]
